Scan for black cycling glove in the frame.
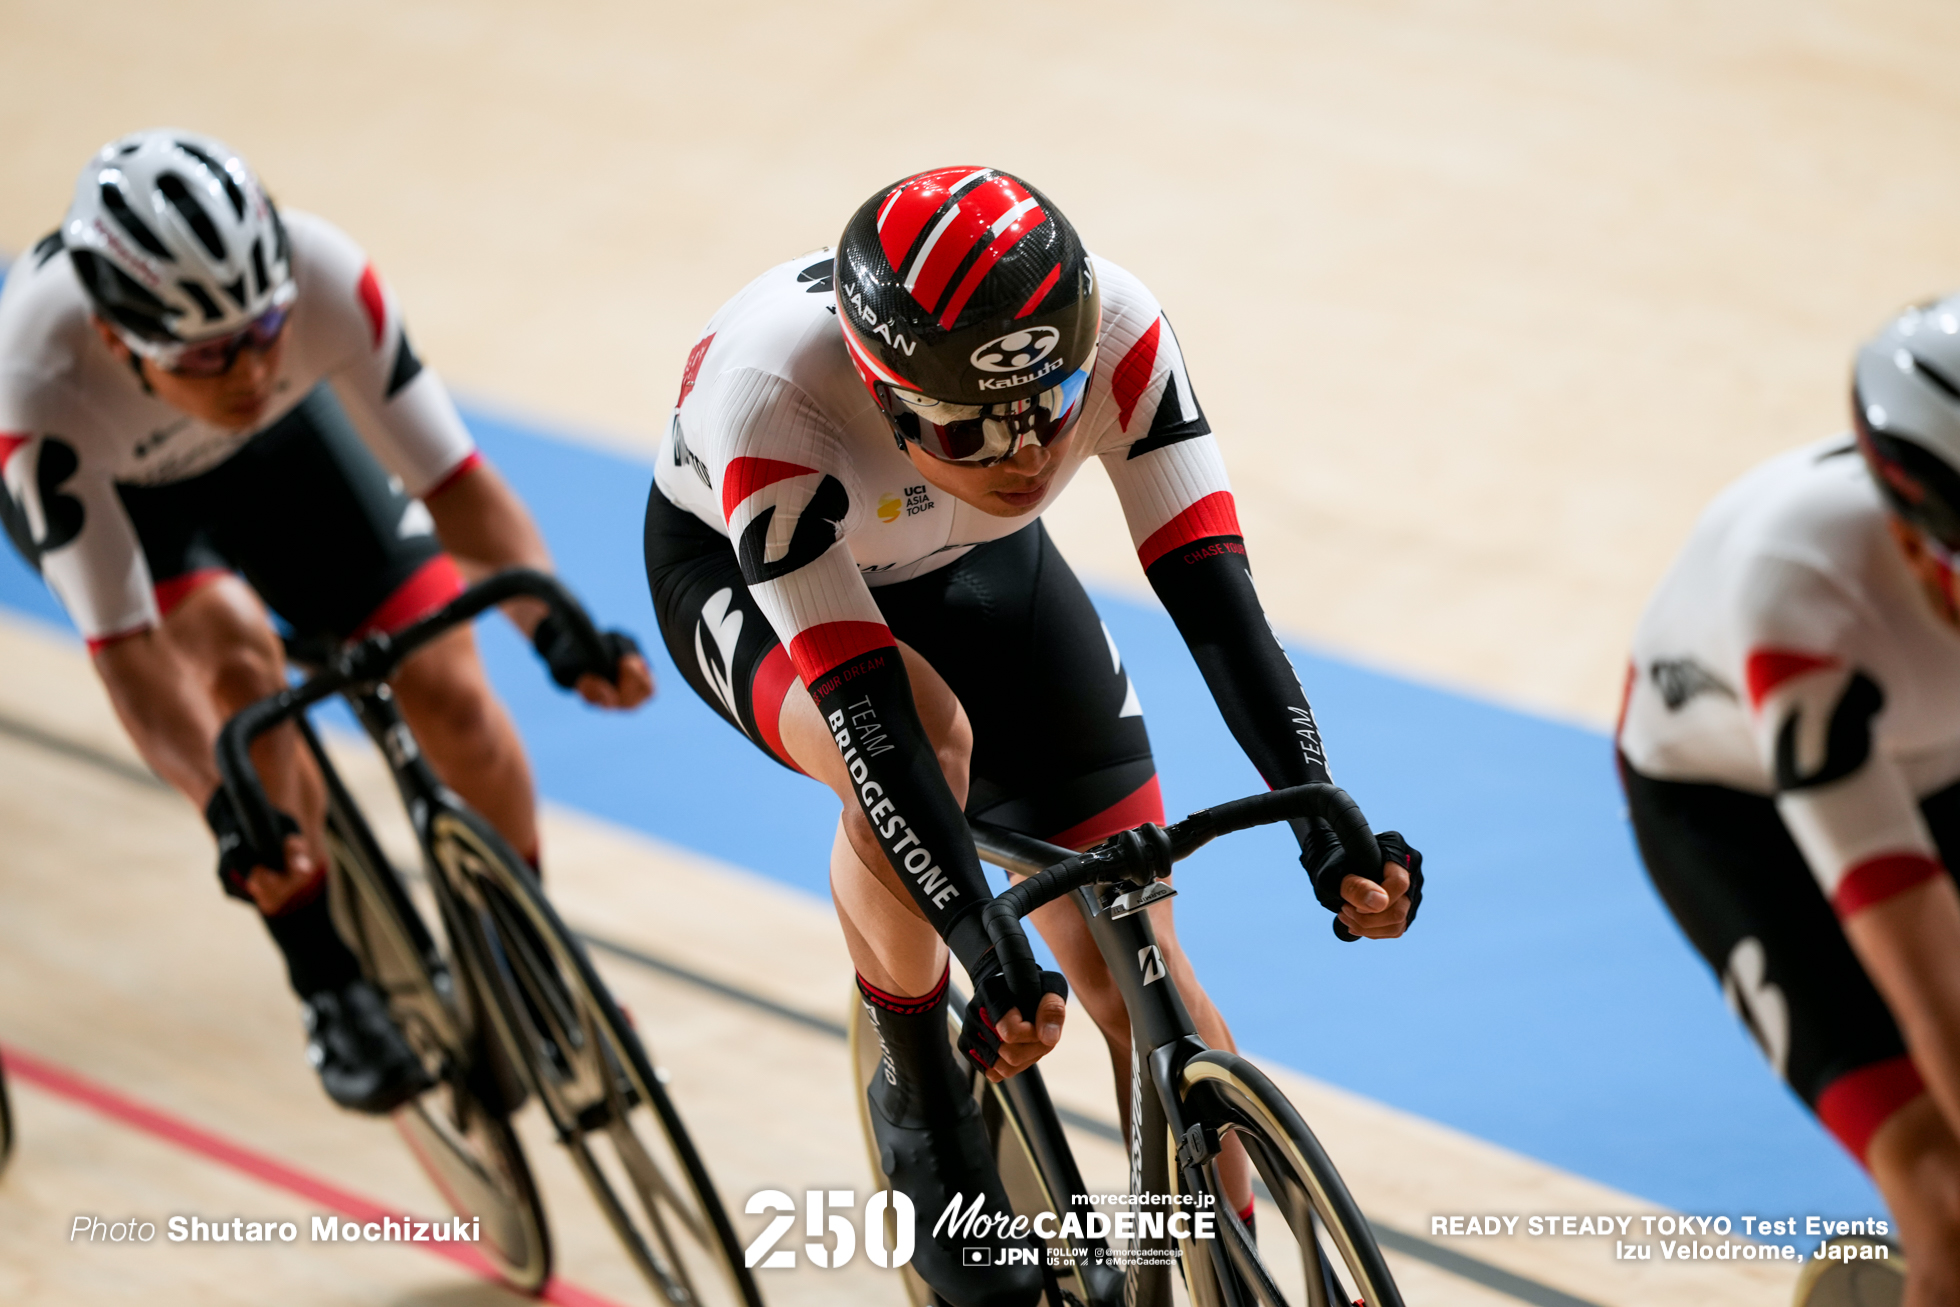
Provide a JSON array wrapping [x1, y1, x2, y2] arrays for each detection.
[[957, 952, 1070, 1073], [1299, 822, 1424, 942], [532, 610, 641, 690], [205, 788, 300, 902]]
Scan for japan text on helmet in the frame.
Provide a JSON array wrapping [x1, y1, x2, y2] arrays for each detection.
[[835, 167, 1100, 410], [63, 129, 293, 346], [1853, 293, 1960, 551]]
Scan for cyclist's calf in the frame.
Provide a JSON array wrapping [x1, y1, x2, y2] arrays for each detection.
[[1869, 1096, 1960, 1302]]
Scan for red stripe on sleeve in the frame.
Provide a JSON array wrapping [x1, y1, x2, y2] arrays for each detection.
[[1615, 659, 1637, 742], [786, 620, 894, 687], [85, 623, 155, 655], [936, 208, 1048, 329], [1830, 852, 1944, 919], [1014, 264, 1062, 319], [1816, 1055, 1926, 1166], [676, 333, 715, 407], [1112, 320, 1162, 431], [721, 456, 818, 524], [355, 264, 386, 349], [0, 432, 29, 471], [749, 642, 805, 775], [1137, 492, 1243, 571], [1744, 648, 1840, 709], [421, 450, 482, 502]]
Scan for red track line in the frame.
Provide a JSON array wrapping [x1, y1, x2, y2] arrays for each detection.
[[1, 1042, 627, 1307]]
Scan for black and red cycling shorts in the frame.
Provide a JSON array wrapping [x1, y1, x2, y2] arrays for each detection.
[[645, 484, 1163, 848], [115, 383, 465, 642], [1620, 754, 1944, 1168]]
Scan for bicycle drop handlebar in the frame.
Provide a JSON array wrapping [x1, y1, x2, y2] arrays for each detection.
[[214, 568, 609, 860], [975, 783, 1381, 1006]]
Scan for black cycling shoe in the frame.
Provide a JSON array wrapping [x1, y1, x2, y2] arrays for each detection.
[[301, 978, 434, 1114], [860, 973, 1042, 1307]]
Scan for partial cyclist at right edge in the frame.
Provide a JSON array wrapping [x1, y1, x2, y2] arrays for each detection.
[[1620, 296, 1960, 1307]]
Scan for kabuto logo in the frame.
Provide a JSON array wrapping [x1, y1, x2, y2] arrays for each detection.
[[970, 327, 1060, 374]]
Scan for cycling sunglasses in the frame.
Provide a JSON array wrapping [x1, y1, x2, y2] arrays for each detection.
[[120, 283, 297, 378], [879, 354, 1096, 467]]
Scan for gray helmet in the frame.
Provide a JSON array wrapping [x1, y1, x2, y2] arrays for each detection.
[[1853, 293, 1960, 550], [63, 128, 292, 345]]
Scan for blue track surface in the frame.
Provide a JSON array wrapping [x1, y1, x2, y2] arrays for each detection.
[[0, 399, 1883, 1222]]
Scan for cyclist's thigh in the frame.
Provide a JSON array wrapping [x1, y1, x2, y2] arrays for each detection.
[[644, 482, 806, 773], [875, 520, 1160, 846], [644, 483, 968, 788], [116, 461, 239, 621], [1622, 756, 1921, 1161], [157, 574, 286, 692], [209, 384, 453, 640]]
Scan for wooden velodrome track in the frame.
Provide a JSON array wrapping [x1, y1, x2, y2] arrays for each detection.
[[3, 0, 1958, 1302]]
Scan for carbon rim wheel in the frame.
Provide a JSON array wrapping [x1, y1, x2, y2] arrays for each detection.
[[1175, 1052, 1403, 1307], [323, 801, 551, 1291], [435, 809, 761, 1307]]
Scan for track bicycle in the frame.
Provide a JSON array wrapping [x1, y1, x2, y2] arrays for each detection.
[[851, 783, 1404, 1307], [218, 568, 761, 1306]]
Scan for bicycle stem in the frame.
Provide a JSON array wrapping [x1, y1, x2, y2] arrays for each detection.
[[974, 782, 1381, 1004]]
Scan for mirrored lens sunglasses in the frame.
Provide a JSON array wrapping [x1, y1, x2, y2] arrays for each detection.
[[882, 359, 1094, 467]]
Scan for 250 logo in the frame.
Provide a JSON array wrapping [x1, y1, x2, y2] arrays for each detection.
[[743, 1189, 915, 1269]]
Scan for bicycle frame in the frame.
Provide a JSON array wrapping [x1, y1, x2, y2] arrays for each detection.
[[961, 784, 1394, 1307], [972, 822, 1210, 1299]]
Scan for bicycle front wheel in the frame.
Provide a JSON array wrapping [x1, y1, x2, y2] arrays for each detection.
[[434, 808, 761, 1307], [318, 760, 550, 1291], [1173, 1051, 1403, 1307]]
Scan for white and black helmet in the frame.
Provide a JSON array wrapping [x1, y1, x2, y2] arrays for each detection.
[[1853, 293, 1960, 550], [63, 129, 292, 345]]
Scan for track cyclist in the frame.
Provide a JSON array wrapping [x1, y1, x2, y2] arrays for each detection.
[[1619, 296, 1960, 1306], [0, 130, 650, 1115], [643, 167, 1423, 1305]]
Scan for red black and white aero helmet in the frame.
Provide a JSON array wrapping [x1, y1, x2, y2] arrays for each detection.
[[1853, 293, 1960, 554], [63, 129, 294, 353], [836, 167, 1101, 465]]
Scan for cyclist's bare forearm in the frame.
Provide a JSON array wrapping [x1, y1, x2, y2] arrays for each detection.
[[92, 629, 227, 803], [1846, 877, 1960, 1143], [424, 457, 555, 636]]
